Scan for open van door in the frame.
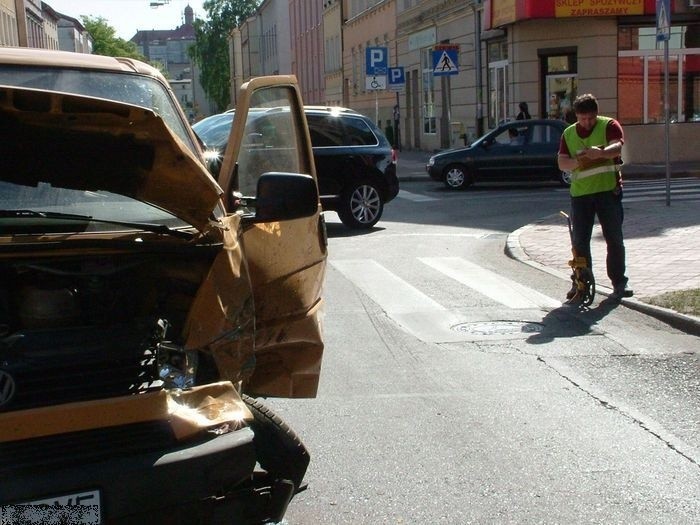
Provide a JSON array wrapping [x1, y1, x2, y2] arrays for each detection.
[[217, 76, 327, 398]]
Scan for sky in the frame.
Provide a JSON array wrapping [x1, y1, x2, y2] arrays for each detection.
[[47, 0, 207, 40]]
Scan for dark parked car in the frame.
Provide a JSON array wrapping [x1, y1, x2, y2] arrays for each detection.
[[194, 106, 399, 228], [426, 119, 570, 190]]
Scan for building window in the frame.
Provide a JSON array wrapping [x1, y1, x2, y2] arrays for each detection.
[[539, 49, 577, 123], [487, 39, 509, 128], [352, 47, 359, 95], [618, 24, 700, 124], [421, 48, 436, 135]]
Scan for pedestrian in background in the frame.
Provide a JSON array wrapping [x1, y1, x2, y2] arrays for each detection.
[[516, 101, 531, 120], [557, 93, 632, 301]]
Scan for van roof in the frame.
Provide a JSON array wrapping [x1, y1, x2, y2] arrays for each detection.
[[0, 47, 163, 78]]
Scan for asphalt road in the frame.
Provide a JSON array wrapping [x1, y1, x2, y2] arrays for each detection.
[[269, 179, 700, 524]]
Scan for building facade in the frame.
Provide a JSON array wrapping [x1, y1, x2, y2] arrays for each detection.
[[230, 0, 293, 106], [1, 0, 20, 46], [290, 0, 324, 104], [1, 1, 92, 52], [396, 0, 479, 152], [482, 0, 700, 163], [55, 11, 92, 53], [131, 4, 216, 119], [40, 2, 59, 50], [343, 0, 397, 139], [323, 0, 343, 106]]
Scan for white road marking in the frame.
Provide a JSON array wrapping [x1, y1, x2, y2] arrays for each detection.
[[397, 189, 438, 202], [420, 257, 561, 309], [331, 259, 446, 314], [331, 257, 559, 343]]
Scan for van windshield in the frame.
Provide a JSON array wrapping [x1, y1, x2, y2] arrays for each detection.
[[0, 66, 194, 150]]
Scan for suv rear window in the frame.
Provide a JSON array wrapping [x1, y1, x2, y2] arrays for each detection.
[[306, 113, 378, 147]]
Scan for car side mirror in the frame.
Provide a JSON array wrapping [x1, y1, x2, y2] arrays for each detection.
[[253, 172, 318, 222]]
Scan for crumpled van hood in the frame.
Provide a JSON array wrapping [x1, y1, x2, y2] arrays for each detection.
[[0, 85, 223, 232]]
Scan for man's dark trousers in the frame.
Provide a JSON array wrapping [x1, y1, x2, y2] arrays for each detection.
[[570, 190, 627, 288]]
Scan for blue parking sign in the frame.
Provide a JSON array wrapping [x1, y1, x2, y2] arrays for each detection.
[[366, 47, 388, 76], [388, 67, 405, 89]]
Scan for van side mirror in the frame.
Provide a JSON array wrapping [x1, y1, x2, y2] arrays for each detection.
[[253, 172, 318, 222]]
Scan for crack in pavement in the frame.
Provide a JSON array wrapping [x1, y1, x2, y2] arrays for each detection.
[[537, 355, 700, 469]]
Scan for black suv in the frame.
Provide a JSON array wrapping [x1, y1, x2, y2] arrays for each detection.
[[194, 106, 399, 229]]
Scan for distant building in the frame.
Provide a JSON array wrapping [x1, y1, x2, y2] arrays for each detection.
[[131, 4, 215, 118], [0, 0, 20, 46], [52, 8, 93, 53], [40, 2, 59, 50], [170, 78, 195, 122], [230, 0, 293, 107], [23, 0, 44, 48]]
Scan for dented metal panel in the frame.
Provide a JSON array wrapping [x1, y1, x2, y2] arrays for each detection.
[[0, 85, 223, 232]]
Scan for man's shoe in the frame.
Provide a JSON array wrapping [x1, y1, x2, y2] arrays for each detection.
[[611, 283, 633, 300]]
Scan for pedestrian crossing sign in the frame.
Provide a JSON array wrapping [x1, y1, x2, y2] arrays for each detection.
[[432, 45, 459, 76]]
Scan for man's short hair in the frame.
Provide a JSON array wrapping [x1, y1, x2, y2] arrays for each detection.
[[573, 93, 598, 114]]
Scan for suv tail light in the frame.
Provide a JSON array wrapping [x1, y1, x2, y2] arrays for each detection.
[[391, 148, 398, 164]]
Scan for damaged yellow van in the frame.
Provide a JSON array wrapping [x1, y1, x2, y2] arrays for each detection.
[[0, 48, 326, 524]]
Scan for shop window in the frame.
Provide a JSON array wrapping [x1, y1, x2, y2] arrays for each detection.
[[618, 24, 700, 124], [487, 40, 509, 128], [421, 48, 436, 135], [539, 49, 577, 123], [488, 61, 508, 128]]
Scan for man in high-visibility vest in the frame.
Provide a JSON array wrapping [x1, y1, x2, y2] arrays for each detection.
[[558, 93, 632, 302]]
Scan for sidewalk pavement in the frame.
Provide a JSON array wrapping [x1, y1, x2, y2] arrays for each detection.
[[396, 149, 700, 335]]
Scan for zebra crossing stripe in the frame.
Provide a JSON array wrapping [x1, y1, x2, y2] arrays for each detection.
[[331, 259, 447, 314], [419, 257, 561, 309], [331, 259, 463, 341], [397, 190, 438, 202]]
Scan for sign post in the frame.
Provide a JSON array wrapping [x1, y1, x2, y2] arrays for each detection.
[[365, 47, 388, 123], [657, 0, 671, 206]]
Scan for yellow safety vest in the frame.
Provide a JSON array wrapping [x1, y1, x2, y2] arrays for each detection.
[[564, 116, 617, 197]]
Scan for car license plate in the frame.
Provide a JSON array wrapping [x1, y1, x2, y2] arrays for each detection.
[[2, 490, 100, 524]]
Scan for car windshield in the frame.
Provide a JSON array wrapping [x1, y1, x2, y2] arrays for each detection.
[[0, 66, 192, 233]]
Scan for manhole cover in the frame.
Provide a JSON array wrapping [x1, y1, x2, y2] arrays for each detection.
[[451, 321, 544, 336]]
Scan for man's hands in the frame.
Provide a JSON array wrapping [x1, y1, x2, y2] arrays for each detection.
[[559, 141, 622, 171], [576, 146, 608, 169]]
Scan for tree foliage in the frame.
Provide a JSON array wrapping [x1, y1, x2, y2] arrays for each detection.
[[188, 0, 261, 111], [81, 16, 145, 61]]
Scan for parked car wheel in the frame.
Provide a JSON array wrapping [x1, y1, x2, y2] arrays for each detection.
[[337, 179, 384, 228], [444, 164, 472, 190], [560, 170, 572, 186]]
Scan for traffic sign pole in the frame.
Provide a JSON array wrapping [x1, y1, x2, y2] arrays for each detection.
[[657, 0, 671, 205]]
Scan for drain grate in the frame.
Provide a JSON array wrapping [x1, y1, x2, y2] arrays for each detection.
[[451, 321, 545, 336]]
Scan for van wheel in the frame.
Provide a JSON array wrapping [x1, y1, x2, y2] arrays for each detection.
[[444, 164, 472, 190], [338, 179, 384, 228], [242, 394, 310, 492]]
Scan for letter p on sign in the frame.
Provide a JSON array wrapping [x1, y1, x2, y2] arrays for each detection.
[[366, 47, 388, 75]]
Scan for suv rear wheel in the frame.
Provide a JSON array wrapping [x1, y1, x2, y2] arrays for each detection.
[[337, 179, 384, 228]]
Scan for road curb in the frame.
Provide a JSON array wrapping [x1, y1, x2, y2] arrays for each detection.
[[506, 219, 700, 337]]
